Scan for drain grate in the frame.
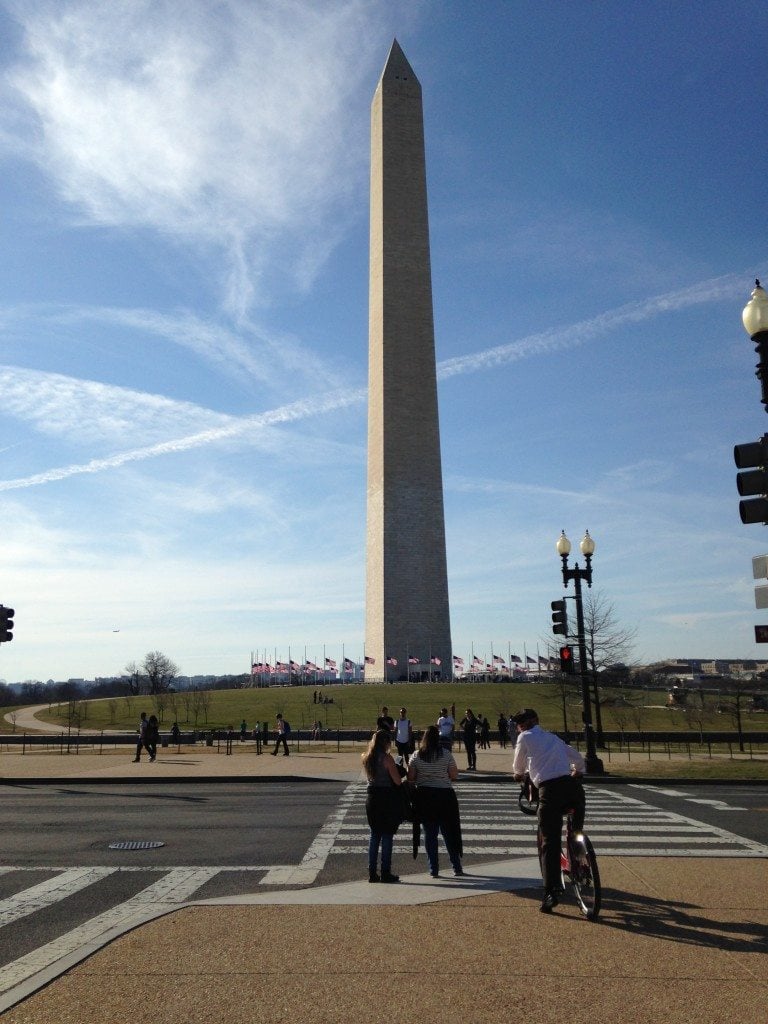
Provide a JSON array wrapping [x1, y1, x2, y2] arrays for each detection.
[[108, 840, 165, 851]]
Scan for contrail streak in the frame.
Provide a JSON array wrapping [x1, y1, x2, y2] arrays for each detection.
[[0, 270, 753, 492]]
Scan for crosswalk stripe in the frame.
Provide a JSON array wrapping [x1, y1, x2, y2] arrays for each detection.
[[327, 781, 768, 858], [0, 868, 220, 1005], [0, 868, 117, 928]]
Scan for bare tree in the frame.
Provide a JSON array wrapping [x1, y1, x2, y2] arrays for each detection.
[[124, 662, 144, 696], [142, 651, 179, 695], [582, 590, 638, 742]]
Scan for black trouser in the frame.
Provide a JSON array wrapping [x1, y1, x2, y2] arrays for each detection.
[[464, 739, 476, 769], [537, 775, 585, 893], [272, 735, 289, 755]]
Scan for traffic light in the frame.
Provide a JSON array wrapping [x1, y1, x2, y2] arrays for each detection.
[[0, 606, 14, 643], [735, 435, 768, 524], [551, 599, 568, 636], [559, 645, 575, 674]]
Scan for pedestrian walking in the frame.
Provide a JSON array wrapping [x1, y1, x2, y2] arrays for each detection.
[[132, 712, 149, 762], [271, 713, 290, 756], [408, 724, 464, 878], [145, 714, 159, 762], [240, 719, 247, 741]]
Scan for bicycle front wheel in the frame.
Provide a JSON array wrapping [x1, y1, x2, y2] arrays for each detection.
[[568, 833, 601, 920]]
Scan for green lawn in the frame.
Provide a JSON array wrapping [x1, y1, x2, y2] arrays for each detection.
[[25, 681, 768, 736]]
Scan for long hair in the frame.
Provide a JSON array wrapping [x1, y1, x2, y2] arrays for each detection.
[[418, 724, 443, 763], [361, 728, 392, 780]]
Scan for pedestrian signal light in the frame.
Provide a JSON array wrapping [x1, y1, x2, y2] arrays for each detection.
[[559, 645, 575, 674], [551, 599, 568, 636]]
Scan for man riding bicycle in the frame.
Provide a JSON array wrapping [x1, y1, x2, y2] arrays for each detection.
[[511, 708, 586, 914]]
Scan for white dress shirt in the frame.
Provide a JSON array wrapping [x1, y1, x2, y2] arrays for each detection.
[[511, 724, 585, 786]]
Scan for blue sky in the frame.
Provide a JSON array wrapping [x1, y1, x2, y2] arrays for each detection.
[[0, 0, 766, 683]]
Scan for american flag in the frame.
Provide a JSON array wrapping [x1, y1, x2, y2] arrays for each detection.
[[472, 656, 483, 666], [365, 655, 376, 665], [325, 658, 337, 669], [386, 656, 398, 666], [305, 661, 318, 671], [510, 655, 522, 664], [453, 655, 464, 666], [492, 655, 505, 664], [344, 658, 354, 670], [526, 656, 536, 664], [430, 656, 441, 666], [408, 656, 419, 665], [289, 660, 300, 670], [276, 662, 288, 671]]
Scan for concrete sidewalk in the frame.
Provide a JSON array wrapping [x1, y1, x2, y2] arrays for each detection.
[[2, 745, 767, 1023], [2, 858, 766, 1024]]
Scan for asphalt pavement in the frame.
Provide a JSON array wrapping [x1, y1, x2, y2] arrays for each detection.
[[1, 743, 767, 1023]]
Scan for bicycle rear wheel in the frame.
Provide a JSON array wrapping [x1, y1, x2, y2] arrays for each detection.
[[568, 833, 601, 920]]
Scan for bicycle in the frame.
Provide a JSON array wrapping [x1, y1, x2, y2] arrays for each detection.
[[518, 776, 601, 920]]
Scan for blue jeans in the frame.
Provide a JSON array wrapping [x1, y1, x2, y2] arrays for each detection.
[[368, 831, 393, 875], [423, 820, 462, 875]]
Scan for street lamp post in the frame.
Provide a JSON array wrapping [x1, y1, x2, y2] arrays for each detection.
[[742, 279, 768, 409], [556, 529, 605, 775]]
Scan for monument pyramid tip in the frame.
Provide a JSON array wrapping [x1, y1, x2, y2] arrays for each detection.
[[381, 37, 418, 83]]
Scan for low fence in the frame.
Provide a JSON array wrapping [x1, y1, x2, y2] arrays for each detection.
[[1, 727, 767, 759]]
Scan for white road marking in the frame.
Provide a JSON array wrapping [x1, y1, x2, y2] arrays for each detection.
[[260, 780, 360, 886], [0, 867, 117, 927], [0, 868, 220, 1010]]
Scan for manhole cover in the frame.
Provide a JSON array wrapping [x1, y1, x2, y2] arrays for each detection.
[[108, 840, 165, 851]]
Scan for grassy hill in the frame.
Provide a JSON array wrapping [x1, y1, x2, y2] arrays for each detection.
[[27, 680, 768, 736]]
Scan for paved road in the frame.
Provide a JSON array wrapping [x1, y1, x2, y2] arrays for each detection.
[[1, 779, 766, 1008]]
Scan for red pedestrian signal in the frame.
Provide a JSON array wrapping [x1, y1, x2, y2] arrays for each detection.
[[559, 645, 575, 674]]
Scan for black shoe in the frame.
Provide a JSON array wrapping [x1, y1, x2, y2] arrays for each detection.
[[368, 872, 380, 883], [132, 758, 140, 763], [430, 870, 439, 878], [381, 872, 400, 883], [540, 891, 559, 914], [270, 751, 277, 756], [453, 867, 465, 877]]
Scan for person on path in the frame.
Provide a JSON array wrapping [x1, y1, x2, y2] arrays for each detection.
[[361, 729, 403, 883], [240, 719, 247, 742], [480, 715, 491, 750], [498, 713, 509, 749], [510, 708, 585, 913], [408, 724, 464, 878], [271, 713, 290, 756], [133, 712, 149, 763], [437, 707, 454, 751], [459, 708, 479, 770], [394, 707, 413, 765], [376, 705, 395, 735], [145, 714, 159, 762]]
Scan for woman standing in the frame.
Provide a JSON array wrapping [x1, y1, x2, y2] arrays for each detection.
[[361, 729, 403, 883], [407, 725, 464, 878]]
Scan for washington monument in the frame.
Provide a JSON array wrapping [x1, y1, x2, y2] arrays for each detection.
[[365, 40, 452, 682]]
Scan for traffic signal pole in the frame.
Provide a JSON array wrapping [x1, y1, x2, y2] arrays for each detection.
[[559, 544, 604, 776]]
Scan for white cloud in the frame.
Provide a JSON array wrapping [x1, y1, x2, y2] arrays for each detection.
[[1, 0, 389, 317]]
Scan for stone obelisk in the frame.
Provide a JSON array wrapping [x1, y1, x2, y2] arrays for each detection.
[[365, 39, 452, 682]]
